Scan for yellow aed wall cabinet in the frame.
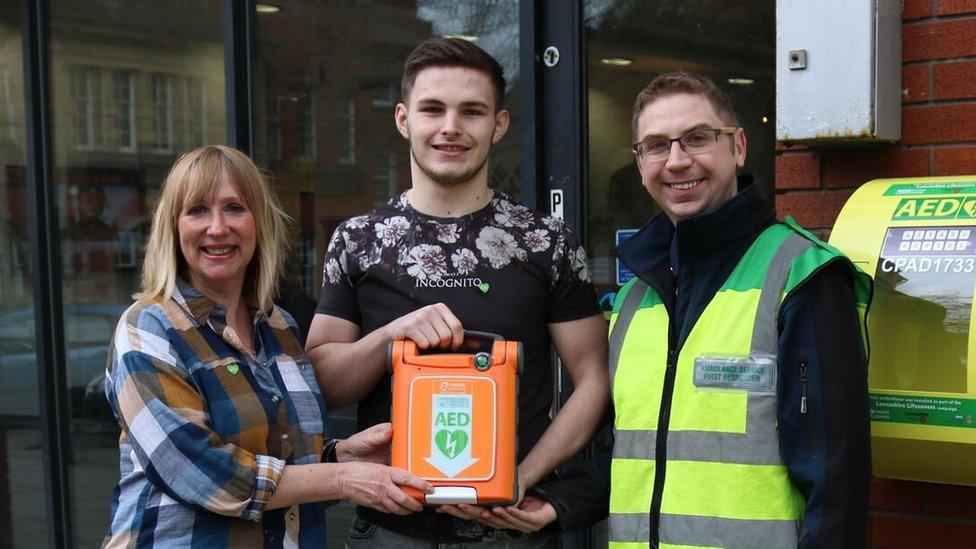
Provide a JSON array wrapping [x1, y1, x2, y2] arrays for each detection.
[[831, 176, 976, 486]]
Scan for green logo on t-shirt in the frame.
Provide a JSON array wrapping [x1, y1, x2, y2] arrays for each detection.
[[477, 282, 490, 293]]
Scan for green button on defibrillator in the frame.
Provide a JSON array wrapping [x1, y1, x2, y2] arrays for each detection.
[[474, 352, 491, 371]]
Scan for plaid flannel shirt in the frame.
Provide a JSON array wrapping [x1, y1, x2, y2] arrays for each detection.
[[103, 280, 328, 548]]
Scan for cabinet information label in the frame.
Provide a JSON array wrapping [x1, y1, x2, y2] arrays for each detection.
[[883, 182, 976, 196], [870, 393, 976, 428]]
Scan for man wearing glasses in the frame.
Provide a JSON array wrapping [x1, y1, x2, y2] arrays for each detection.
[[606, 71, 872, 548]]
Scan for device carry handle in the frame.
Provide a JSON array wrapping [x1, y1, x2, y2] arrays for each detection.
[[460, 330, 503, 346], [397, 330, 503, 363], [437, 330, 502, 355], [409, 330, 502, 354]]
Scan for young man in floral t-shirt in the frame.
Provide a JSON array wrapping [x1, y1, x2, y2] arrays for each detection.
[[306, 38, 609, 547]]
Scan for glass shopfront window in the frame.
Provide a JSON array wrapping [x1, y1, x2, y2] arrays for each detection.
[[584, 0, 775, 311], [0, 2, 49, 545], [5, 1, 780, 545], [251, 1, 521, 543], [47, 1, 226, 545]]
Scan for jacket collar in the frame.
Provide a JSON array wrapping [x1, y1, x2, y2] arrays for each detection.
[[616, 174, 775, 280]]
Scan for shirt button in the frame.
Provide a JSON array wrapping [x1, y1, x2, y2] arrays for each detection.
[[271, 394, 280, 403], [299, 362, 306, 370], [281, 433, 289, 440], [262, 361, 268, 368]]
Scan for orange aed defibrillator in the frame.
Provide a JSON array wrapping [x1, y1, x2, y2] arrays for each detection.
[[389, 331, 521, 505]]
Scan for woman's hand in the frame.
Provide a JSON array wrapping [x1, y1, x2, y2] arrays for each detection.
[[338, 462, 431, 515], [337, 422, 393, 464]]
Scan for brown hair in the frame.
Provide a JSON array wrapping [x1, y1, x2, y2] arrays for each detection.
[[137, 145, 291, 312], [401, 37, 505, 110], [632, 71, 740, 137]]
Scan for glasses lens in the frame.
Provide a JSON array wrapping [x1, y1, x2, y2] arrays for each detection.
[[642, 139, 670, 159], [680, 130, 718, 153]]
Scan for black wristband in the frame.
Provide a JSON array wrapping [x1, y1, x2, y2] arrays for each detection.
[[322, 437, 341, 463]]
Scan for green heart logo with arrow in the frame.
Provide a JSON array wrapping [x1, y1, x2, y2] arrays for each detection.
[[434, 429, 469, 459], [477, 282, 490, 294], [963, 199, 976, 218]]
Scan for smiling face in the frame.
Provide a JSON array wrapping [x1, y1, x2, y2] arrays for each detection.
[[634, 92, 747, 224], [395, 66, 509, 188], [177, 172, 256, 295]]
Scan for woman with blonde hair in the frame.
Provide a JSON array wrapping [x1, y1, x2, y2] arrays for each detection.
[[103, 145, 429, 548]]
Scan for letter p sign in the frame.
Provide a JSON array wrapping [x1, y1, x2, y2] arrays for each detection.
[[550, 189, 564, 221]]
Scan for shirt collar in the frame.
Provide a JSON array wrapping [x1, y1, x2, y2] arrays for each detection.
[[173, 277, 268, 326]]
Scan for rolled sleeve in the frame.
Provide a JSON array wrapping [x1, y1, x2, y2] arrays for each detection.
[[241, 455, 286, 520]]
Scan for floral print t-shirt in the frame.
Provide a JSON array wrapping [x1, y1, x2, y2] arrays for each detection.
[[316, 191, 599, 542]]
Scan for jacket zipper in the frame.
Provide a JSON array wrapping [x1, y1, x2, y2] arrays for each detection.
[[649, 322, 679, 547], [650, 227, 694, 546], [786, 256, 861, 458], [799, 360, 809, 414], [799, 357, 820, 455]]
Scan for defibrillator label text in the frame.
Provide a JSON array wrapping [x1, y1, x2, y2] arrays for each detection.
[[891, 197, 976, 220], [425, 393, 479, 477]]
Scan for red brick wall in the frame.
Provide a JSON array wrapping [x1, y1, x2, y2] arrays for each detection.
[[775, 2, 976, 547]]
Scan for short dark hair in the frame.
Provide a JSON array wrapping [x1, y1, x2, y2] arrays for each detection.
[[632, 71, 740, 137], [401, 37, 506, 109]]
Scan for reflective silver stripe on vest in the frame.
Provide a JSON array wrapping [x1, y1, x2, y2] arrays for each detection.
[[613, 428, 779, 465], [609, 279, 649, 391], [661, 514, 798, 548], [610, 512, 798, 548], [751, 234, 814, 356], [609, 512, 651, 544], [612, 429, 655, 459]]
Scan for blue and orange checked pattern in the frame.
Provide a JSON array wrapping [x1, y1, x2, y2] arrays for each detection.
[[102, 279, 328, 548]]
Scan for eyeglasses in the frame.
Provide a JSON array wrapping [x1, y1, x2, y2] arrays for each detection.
[[632, 127, 738, 162]]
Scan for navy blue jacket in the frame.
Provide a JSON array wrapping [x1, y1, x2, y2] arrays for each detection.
[[616, 176, 870, 549]]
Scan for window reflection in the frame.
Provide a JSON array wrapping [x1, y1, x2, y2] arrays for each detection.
[[252, 0, 522, 350], [585, 0, 775, 308], [113, 71, 136, 151], [0, 1, 49, 545], [48, 1, 226, 545], [252, 1, 520, 544], [871, 226, 973, 393]]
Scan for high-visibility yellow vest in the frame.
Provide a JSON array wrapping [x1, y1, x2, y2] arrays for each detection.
[[608, 220, 871, 549]]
